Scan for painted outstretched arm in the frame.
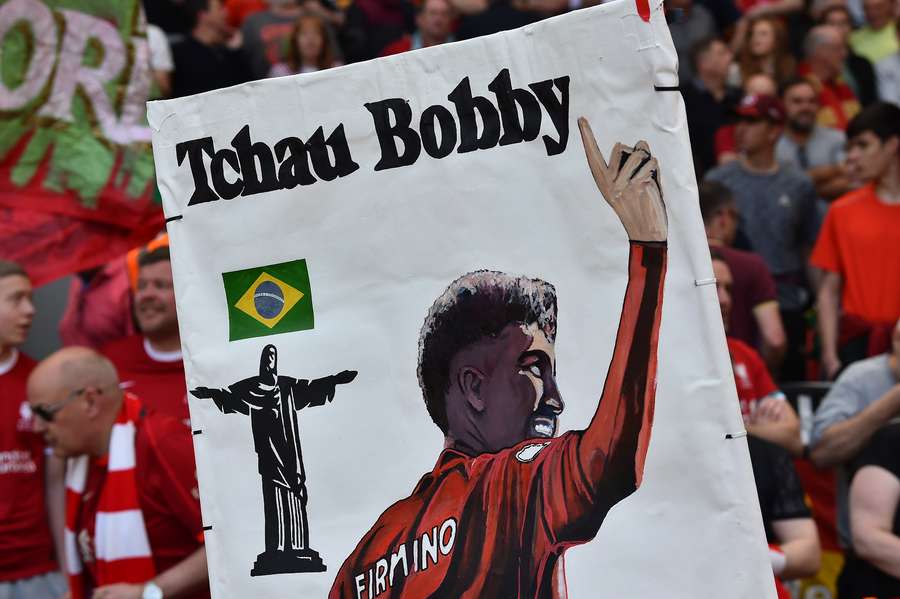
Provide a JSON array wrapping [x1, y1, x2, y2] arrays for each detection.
[[576, 117, 668, 508], [291, 370, 358, 409], [191, 385, 252, 415]]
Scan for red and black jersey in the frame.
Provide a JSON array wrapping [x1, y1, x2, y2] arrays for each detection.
[[331, 242, 667, 599]]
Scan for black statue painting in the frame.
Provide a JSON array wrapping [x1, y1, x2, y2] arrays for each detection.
[[191, 344, 357, 576]]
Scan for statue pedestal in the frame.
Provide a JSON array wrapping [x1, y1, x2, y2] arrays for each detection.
[[250, 548, 327, 576]]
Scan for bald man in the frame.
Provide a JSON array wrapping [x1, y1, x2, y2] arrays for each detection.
[[28, 348, 209, 599]]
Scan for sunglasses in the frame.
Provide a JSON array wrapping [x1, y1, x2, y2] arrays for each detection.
[[32, 388, 88, 423]]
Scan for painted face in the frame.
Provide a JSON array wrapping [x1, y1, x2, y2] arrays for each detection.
[[134, 260, 178, 340], [750, 20, 776, 57], [783, 83, 819, 132], [846, 131, 897, 183], [712, 259, 733, 328], [476, 322, 563, 452], [0, 274, 34, 349]]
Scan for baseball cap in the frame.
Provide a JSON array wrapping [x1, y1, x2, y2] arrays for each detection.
[[735, 94, 786, 124]]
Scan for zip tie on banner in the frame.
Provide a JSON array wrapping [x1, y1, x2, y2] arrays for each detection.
[[654, 85, 679, 92], [725, 431, 748, 440], [694, 277, 717, 286], [165, 214, 183, 224], [203, 525, 213, 531], [192, 430, 202, 436]]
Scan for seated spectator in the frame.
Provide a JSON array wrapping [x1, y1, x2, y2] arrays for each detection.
[[748, 434, 822, 596], [800, 25, 862, 129], [776, 76, 851, 200], [812, 103, 900, 378], [0, 261, 66, 599], [849, 0, 898, 63], [28, 348, 208, 599], [714, 72, 779, 164], [101, 247, 188, 424], [682, 37, 742, 177], [702, 182, 787, 371], [706, 94, 820, 381], [269, 14, 341, 76], [875, 22, 900, 104], [666, 0, 718, 83], [810, 319, 900, 549], [171, 0, 251, 98], [381, 0, 456, 56], [820, 3, 879, 106], [59, 258, 134, 350], [712, 252, 800, 452], [839, 422, 900, 598], [729, 16, 797, 87], [241, 0, 305, 80]]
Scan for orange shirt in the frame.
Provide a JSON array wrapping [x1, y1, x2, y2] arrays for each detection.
[[811, 184, 900, 323]]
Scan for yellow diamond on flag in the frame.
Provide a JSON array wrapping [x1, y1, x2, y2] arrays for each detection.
[[234, 272, 304, 329]]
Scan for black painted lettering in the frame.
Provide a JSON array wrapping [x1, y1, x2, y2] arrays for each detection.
[[210, 148, 243, 200], [529, 76, 570, 156], [274, 137, 316, 189], [307, 124, 360, 181], [176, 137, 218, 205], [366, 99, 422, 171], [232, 125, 282, 194], [489, 69, 541, 146], [448, 77, 501, 153], [419, 105, 457, 159]]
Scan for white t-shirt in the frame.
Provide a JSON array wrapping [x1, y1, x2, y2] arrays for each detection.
[[147, 24, 173, 72]]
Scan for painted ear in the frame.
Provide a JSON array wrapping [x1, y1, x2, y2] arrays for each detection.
[[458, 366, 486, 413]]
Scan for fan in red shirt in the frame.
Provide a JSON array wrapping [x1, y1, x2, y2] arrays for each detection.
[[0, 261, 67, 598], [331, 119, 668, 599], [103, 247, 189, 424], [27, 347, 208, 599]]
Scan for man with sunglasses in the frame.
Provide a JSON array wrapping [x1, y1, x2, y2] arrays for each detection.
[[0, 260, 67, 599], [28, 347, 209, 599], [705, 94, 821, 380]]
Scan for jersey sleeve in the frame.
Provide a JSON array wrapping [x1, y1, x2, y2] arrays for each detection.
[[767, 442, 811, 522], [746, 344, 778, 398], [145, 418, 205, 542], [810, 205, 842, 273], [508, 241, 667, 545]]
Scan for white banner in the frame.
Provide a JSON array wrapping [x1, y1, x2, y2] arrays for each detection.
[[149, 1, 776, 597]]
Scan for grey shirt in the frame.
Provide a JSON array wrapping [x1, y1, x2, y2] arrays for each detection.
[[876, 52, 900, 105], [705, 162, 820, 308], [811, 354, 899, 547], [776, 127, 846, 171]]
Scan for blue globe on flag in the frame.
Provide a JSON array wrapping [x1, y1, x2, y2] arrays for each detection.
[[254, 280, 285, 319]]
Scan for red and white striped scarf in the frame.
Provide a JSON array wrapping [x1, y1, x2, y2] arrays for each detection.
[[65, 394, 155, 599]]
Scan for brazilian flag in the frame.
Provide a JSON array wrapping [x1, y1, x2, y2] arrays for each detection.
[[222, 259, 314, 341]]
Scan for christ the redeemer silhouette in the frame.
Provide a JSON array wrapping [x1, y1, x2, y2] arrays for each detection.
[[191, 344, 357, 576]]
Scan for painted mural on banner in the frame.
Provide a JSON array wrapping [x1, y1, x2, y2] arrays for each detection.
[[149, 1, 778, 596], [0, 0, 163, 284]]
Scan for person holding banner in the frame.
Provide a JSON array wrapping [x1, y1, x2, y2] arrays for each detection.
[[330, 117, 667, 598]]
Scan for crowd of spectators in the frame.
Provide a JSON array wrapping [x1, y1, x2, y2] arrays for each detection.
[[1, 0, 899, 597]]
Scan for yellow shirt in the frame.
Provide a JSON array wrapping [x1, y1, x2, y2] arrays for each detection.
[[850, 22, 899, 64]]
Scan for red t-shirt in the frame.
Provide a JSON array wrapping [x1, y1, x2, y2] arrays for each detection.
[[102, 335, 188, 423], [76, 408, 206, 597], [0, 352, 57, 581], [728, 337, 778, 419], [331, 433, 600, 599], [811, 184, 900, 324], [715, 245, 778, 347]]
